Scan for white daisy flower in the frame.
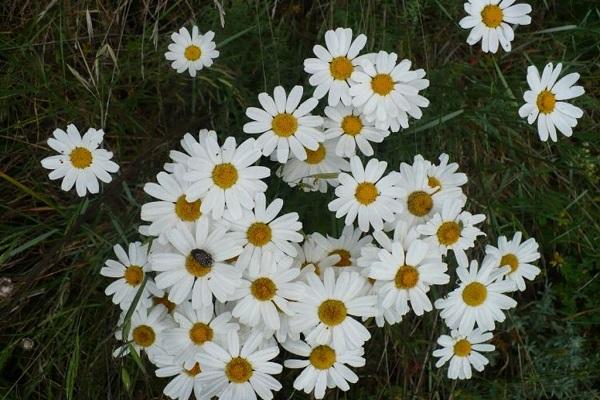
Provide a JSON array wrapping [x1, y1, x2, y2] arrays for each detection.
[[349, 51, 429, 132], [289, 268, 377, 350], [329, 156, 404, 232], [198, 331, 282, 400], [101, 242, 156, 311], [303, 27, 368, 107], [485, 231, 541, 291], [224, 193, 303, 274], [231, 254, 305, 332], [323, 104, 390, 157], [154, 354, 206, 400], [433, 328, 495, 380], [311, 225, 372, 274], [368, 238, 449, 317], [518, 62, 585, 142], [459, 0, 532, 53], [294, 237, 342, 280], [40, 124, 119, 197], [113, 305, 174, 362], [140, 165, 211, 244], [434, 258, 517, 334], [165, 26, 219, 77], [277, 139, 350, 193], [283, 340, 365, 399], [162, 302, 239, 368], [417, 199, 486, 266], [243, 85, 324, 163], [150, 222, 244, 308], [427, 153, 468, 193], [184, 136, 270, 220], [164, 129, 217, 173]]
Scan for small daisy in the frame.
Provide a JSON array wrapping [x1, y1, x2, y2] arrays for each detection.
[[349, 51, 429, 132], [518, 63, 585, 142], [243, 85, 324, 163], [150, 222, 244, 308], [165, 129, 217, 173], [329, 156, 404, 232], [163, 302, 239, 368], [323, 104, 390, 157], [459, 0, 532, 53], [294, 237, 342, 280], [40, 124, 119, 197], [283, 340, 365, 399], [368, 238, 449, 317], [113, 305, 174, 362], [165, 26, 219, 77], [311, 225, 372, 274], [485, 231, 541, 291], [433, 328, 495, 380], [198, 331, 283, 400], [417, 199, 486, 266], [154, 354, 206, 400], [231, 254, 305, 331], [289, 268, 377, 350], [303, 27, 368, 106], [140, 165, 211, 244], [224, 193, 303, 274], [278, 139, 350, 193], [101, 242, 155, 311], [435, 258, 517, 334], [184, 136, 270, 219], [427, 153, 468, 193]]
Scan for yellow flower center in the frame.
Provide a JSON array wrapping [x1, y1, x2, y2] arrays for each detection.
[[185, 362, 202, 377], [271, 113, 298, 137], [371, 73, 394, 96], [341, 115, 363, 136], [500, 253, 519, 274], [355, 182, 379, 205], [407, 191, 433, 217], [175, 195, 202, 222], [184, 45, 202, 61], [329, 56, 353, 80], [185, 249, 213, 278], [301, 261, 321, 275], [394, 265, 419, 289], [225, 357, 253, 383], [329, 249, 352, 267], [211, 163, 238, 189], [481, 5, 504, 28], [462, 282, 488, 306], [132, 325, 155, 347], [428, 176, 441, 189], [153, 295, 176, 312], [69, 147, 92, 169], [250, 277, 277, 301], [536, 90, 556, 114], [189, 323, 214, 345], [123, 265, 144, 286], [318, 299, 347, 326], [436, 221, 461, 246], [453, 339, 472, 357], [305, 144, 326, 164], [246, 222, 272, 247], [309, 345, 337, 369]]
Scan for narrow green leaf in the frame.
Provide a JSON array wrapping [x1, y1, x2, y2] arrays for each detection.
[[65, 334, 80, 400]]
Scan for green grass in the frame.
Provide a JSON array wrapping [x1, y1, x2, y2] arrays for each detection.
[[1, 0, 599, 399]]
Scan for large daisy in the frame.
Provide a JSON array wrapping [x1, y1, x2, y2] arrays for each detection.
[[224, 193, 303, 274], [303, 27, 368, 106], [164, 26, 219, 77], [485, 231, 541, 291], [40, 124, 119, 197], [518, 62, 585, 142], [150, 222, 244, 308], [311, 225, 372, 274], [323, 104, 390, 157], [433, 328, 495, 380], [243, 85, 324, 163], [329, 156, 404, 232], [283, 340, 365, 399], [184, 136, 269, 219], [434, 258, 517, 334], [459, 0, 532, 53], [289, 268, 377, 350]]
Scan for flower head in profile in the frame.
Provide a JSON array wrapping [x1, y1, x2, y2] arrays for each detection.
[[485, 232, 541, 291], [165, 26, 219, 77]]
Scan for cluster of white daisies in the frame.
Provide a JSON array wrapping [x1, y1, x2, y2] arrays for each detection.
[[35, 3, 582, 398]]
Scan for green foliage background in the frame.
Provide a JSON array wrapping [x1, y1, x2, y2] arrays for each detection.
[[0, 0, 599, 399]]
